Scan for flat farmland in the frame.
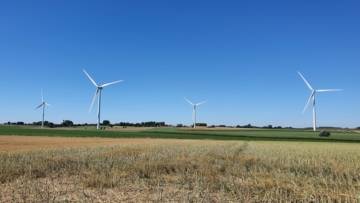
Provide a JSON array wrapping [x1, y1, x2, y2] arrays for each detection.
[[0, 136, 167, 152], [1, 126, 360, 143], [0, 131, 359, 201]]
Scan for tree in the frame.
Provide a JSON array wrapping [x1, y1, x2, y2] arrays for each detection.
[[319, 130, 331, 137], [32, 121, 42, 126], [114, 121, 167, 127], [61, 120, 74, 127], [263, 125, 273, 129], [245, 124, 253, 128], [102, 120, 111, 126], [42, 121, 55, 128]]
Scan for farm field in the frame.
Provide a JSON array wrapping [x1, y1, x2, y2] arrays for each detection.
[[1, 125, 360, 142], [0, 136, 159, 152], [0, 136, 359, 202]]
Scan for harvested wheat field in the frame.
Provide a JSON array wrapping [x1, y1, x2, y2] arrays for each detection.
[[0, 136, 360, 202], [0, 136, 171, 152]]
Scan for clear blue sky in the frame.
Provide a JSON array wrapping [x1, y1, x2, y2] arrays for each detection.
[[0, 0, 359, 127]]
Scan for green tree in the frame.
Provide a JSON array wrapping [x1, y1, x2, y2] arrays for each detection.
[[102, 120, 111, 126], [61, 120, 74, 127]]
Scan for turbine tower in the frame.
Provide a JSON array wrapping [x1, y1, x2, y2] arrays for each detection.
[[35, 90, 50, 128], [298, 71, 342, 132], [185, 98, 206, 128], [83, 69, 123, 130]]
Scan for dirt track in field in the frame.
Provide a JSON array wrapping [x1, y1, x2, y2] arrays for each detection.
[[0, 136, 184, 152]]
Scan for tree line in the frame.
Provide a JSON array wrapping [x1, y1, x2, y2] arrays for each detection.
[[3, 120, 167, 128], [3, 121, 358, 130]]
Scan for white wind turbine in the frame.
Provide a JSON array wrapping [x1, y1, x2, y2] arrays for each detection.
[[35, 90, 50, 128], [83, 69, 123, 130], [298, 71, 342, 132], [185, 98, 206, 128]]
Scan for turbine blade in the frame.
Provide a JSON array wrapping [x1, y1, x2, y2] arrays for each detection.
[[302, 93, 313, 114], [101, 80, 123, 88], [45, 103, 51, 107], [316, 89, 343, 92], [89, 89, 99, 112], [41, 89, 44, 103], [297, 71, 313, 91], [196, 101, 207, 106], [184, 97, 194, 105], [83, 69, 98, 87], [35, 103, 44, 110]]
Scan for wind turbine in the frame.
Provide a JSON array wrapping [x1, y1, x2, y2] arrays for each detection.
[[35, 90, 50, 128], [298, 71, 342, 132], [83, 69, 123, 130], [185, 98, 206, 128]]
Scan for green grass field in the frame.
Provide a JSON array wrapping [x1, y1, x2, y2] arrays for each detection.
[[1, 125, 360, 143]]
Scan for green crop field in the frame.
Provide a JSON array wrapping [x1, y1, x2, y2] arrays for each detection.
[[0, 125, 359, 143]]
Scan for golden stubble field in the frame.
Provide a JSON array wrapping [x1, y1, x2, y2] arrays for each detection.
[[0, 136, 163, 152], [0, 136, 359, 202]]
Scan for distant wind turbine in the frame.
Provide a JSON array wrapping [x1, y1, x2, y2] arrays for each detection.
[[35, 90, 50, 128], [185, 98, 206, 128], [83, 69, 123, 130], [298, 71, 342, 132]]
